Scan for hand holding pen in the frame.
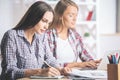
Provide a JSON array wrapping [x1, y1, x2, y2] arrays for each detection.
[[42, 60, 61, 77], [43, 60, 71, 76]]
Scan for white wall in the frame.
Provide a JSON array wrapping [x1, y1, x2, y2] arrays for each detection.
[[98, 0, 116, 34], [0, 0, 28, 42], [0, 0, 13, 41], [97, 0, 117, 59], [99, 34, 120, 58], [117, 0, 120, 32]]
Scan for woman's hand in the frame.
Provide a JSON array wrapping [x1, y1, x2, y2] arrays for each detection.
[[83, 59, 102, 69], [41, 67, 61, 77], [62, 67, 72, 75], [57, 67, 71, 75]]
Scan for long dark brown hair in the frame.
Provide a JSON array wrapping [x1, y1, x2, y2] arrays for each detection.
[[14, 1, 54, 30]]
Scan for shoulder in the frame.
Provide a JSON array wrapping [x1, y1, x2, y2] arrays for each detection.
[[1, 29, 16, 47], [2, 29, 16, 39], [69, 29, 82, 39], [45, 29, 54, 35], [44, 29, 56, 38]]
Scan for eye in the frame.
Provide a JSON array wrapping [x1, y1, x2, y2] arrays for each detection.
[[41, 18, 48, 23], [48, 22, 52, 26], [68, 14, 73, 17]]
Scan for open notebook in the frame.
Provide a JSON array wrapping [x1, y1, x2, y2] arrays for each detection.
[[68, 68, 107, 79], [30, 75, 64, 79]]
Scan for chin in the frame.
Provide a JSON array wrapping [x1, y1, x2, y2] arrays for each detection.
[[36, 31, 42, 35], [70, 26, 75, 29], [40, 32, 44, 34]]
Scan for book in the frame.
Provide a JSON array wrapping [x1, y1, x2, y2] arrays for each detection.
[[91, 7, 96, 21], [86, 11, 93, 21]]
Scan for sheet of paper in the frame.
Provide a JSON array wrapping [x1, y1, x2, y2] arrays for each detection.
[[30, 75, 64, 79], [69, 68, 107, 79]]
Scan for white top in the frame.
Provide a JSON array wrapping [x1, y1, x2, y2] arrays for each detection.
[[56, 37, 75, 66]]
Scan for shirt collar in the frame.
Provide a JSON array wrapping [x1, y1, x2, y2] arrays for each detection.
[[53, 28, 74, 37], [17, 30, 25, 37], [17, 29, 38, 40]]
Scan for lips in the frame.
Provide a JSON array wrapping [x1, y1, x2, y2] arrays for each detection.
[[40, 29, 46, 33], [71, 23, 75, 25], [71, 22, 76, 25]]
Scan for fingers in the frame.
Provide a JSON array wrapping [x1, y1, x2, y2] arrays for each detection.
[[41, 67, 60, 77], [94, 59, 102, 63], [64, 67, 72, 73], [85, 61, 98, 69], [94, 59, 102, 67], [48, 67, 61, 76], [60, 67, 71, 75]]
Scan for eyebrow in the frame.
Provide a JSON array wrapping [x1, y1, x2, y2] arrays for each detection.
[[42, 18, 48, 21], [42, 17, 52, 23]]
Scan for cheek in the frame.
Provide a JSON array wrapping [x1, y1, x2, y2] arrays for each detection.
[[36, 22, 43, 28], [67, 17, 73, 23]]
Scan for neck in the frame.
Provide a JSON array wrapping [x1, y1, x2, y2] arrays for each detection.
[[24, 28, 35, 44], [56, 25, 68, 40]]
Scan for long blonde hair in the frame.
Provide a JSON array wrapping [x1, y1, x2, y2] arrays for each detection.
[[49, 0, 78, 29]]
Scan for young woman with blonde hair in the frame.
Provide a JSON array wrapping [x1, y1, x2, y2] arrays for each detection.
[[44, 0, 101, 69]]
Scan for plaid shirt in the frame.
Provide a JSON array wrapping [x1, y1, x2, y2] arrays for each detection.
[[0, 30, 59, 80], [44, 29, 93, 65]]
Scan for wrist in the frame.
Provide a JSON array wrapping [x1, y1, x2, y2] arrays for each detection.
[[77, 62, 87, 68], [64, 63, 68, 67], [25, 69, 42, 77], [57, 67, 64, 75]]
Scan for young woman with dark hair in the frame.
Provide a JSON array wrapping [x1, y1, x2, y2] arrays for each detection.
[[0, 1, 70, 80]]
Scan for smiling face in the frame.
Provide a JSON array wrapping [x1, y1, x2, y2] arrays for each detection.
[[34, 11, 53, 34], [62, 5, 78, 29]]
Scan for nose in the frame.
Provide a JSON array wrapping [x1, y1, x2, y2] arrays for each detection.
[[44, 23, 49, 29], [73, 16, 77, 21]]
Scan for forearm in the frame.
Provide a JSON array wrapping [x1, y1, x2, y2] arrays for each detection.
[[56, 67, 64, 75], [5, 68, 25, 79], [6, 68, 43, 79], [25, 68, 60, 77], [24, 69, 42, 77], [65, 61, 100, 69], [65, 62, 87, 68]]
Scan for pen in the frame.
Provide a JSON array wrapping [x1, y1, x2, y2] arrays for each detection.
[[118, 56, 120, 63], [107, 55, 112, 64], [112, 55, 116, 64], [43, 61, 52, 67]]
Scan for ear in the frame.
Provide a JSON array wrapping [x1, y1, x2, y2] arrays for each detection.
[[60, 17, 62, 20], [60, 15, 63, 20]]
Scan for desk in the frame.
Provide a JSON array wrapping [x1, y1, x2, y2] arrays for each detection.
[[17, 77, 107, 80], [17, 78, 107, 80], [17, 69, 107, 80]]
